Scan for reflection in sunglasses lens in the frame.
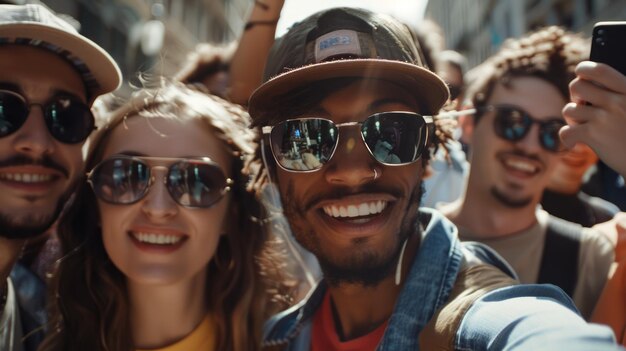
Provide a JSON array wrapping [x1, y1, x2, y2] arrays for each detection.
[[91, 158, 228, 208], [169, 161, 225, 207], [271, 119, 336, 171], [271, 112, 428, 171], [0, 92, 29, 136], [492, 106, 564, 152], [0, 90, 94, 143]]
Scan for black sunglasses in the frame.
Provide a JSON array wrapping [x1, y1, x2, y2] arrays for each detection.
[[87, 156, 233, 208], [263, 111, 434, 172], [0, 89, 95, 144], [480, 105, 566, 152]]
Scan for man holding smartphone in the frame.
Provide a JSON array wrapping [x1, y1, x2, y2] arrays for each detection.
[[440, 26, 614, 320], [0, 4, 121, 351]]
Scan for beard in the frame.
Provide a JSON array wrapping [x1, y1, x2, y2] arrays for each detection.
[[0, 183, 75, 240], [490, 186, 532, 208], [0, 154, 73, 239], [281, 180, 424, 287]]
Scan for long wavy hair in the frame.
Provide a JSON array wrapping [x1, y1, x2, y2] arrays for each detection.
[[39, 81, 290, 351]]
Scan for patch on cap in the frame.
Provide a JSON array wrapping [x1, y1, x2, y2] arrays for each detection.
[[312, 29, 376, 62]]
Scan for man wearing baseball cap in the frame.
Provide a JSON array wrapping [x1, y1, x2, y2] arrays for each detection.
[[0, 4, 121, 351], [249, 8, 620, 350]]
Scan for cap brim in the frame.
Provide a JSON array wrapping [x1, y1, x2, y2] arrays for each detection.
[[249, 59, 449, 120], [0, 23, 122, 99]]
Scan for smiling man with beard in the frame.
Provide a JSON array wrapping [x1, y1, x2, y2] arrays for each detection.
[[440, 26, 614, 320], [0, 4, 120, 351], [249, 8, 620, 351]]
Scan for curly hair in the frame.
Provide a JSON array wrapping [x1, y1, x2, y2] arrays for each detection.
[[464, 26, 589, 117], [39, 81, 291, 351]]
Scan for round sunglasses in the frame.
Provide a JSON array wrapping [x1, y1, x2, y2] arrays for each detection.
[[263, 111, 434, 172], [0, 89, 95, 144], [87, 156, 233, 208], [480, 105, 566, 152]]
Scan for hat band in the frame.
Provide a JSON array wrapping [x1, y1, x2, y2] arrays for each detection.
[[0, 37, 100, 94]]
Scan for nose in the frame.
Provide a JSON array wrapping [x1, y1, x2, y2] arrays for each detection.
[[324, 128, 379, 186], [515, 124, 543, 154], [141, 170, 178, 220], [12, 107, 55, 157]]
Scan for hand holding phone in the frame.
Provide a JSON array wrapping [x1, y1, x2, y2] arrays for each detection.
[[560, 21, 626, 178], [590, 21, 626, 76]]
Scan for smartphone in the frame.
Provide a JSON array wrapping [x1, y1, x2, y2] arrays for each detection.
[[590, 21, 626, 76]]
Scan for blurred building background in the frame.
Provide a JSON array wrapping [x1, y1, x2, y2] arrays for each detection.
[[1, 0, 623, 89], [426, 0, 626, 67], [1, 0, 250, 96]]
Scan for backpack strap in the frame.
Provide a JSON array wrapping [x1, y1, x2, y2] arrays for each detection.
[[537, 216, 582, 297]]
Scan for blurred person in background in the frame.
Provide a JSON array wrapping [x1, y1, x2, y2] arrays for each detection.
[[440, 26, 614, 319], [176, 0, 285, 107], [541, 143, 618, 227], [407, 20, 469, 209]]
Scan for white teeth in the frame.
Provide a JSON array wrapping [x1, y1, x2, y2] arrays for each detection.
[[323, 201, 388, 218], [0, 173, 53, 183], [505, 159, 536, 173], [133, 232, 182, 245], [340, 206, 348, 217], [347, 205, 359, 217]]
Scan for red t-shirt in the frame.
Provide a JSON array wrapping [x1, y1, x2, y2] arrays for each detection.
[[311, 292, 388, 351]]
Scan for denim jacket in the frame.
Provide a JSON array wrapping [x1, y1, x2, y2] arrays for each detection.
[[9, 264, 46, 351], [262, 208, 619, 351]]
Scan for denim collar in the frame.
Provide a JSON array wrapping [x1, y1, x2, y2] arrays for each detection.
[[378, 208, 463, 350]]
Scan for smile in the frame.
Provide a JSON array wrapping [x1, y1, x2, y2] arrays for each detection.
[[322, 201, 388, 218], [498, 153, 542, 177], [0, 173, 54, 183], [131, 232, 184, 245]]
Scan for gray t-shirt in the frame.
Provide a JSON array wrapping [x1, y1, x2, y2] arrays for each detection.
[[456, 209, 614, 319]]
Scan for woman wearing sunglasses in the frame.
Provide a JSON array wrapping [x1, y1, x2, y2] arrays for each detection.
[[39, 82, 289, 351]]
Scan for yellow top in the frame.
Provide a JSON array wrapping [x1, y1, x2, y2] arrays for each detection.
[[136, 315, 215, 351]]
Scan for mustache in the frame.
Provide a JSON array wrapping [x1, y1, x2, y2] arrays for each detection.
[[0, 154, 69, 178], [303, 183, 404, 212]]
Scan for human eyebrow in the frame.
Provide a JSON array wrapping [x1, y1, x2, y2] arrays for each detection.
[[368, 97, 417, 112], [50, 88, 87, 103], [115, 151, 148, 157], [296, 106, 328, 118], [113, 152, 213, 161]]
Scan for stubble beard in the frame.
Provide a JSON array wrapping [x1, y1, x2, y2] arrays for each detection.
[[0, 182, 76, 240], [490, 186, 533, 208], [281, 181, 424, 287]]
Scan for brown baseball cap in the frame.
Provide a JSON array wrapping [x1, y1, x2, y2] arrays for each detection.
[[0, 4, 122, 101], [248, 7, 449, 122]]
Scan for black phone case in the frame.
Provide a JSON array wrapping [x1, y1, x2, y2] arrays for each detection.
[[591, 21, 626, 76]]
